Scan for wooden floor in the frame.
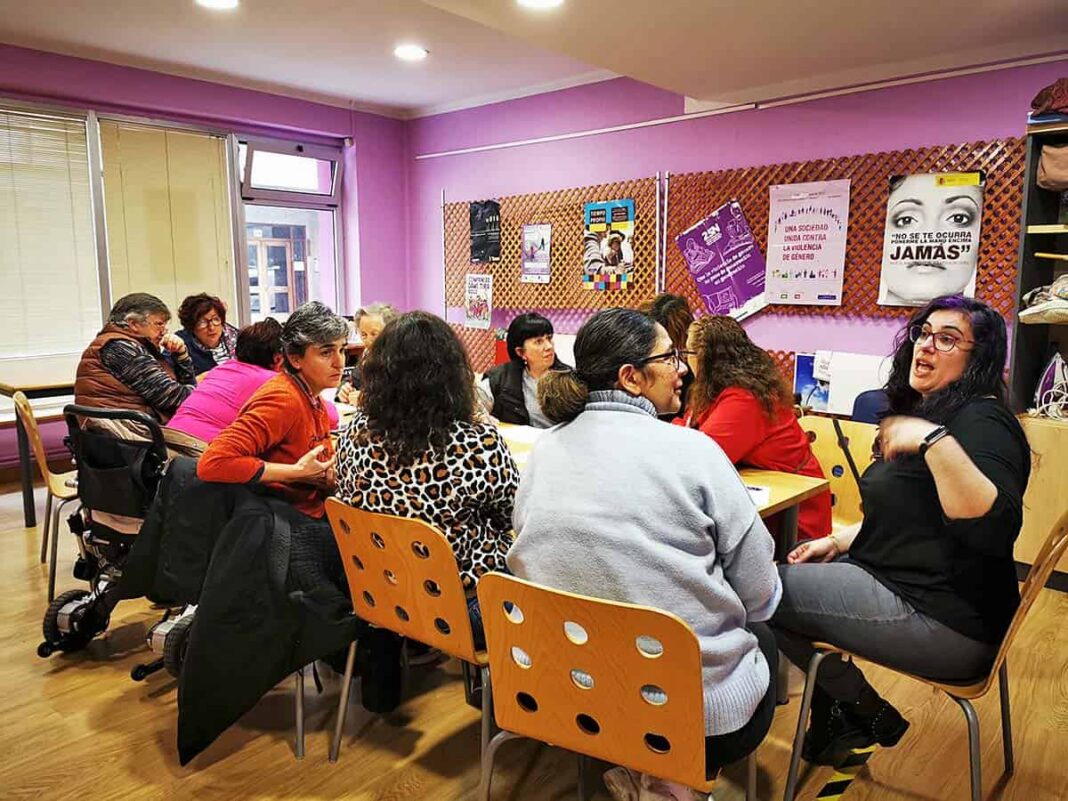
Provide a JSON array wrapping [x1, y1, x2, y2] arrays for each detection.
[[1, 481, 1067, 801]]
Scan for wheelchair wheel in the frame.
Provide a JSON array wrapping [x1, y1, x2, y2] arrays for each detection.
[[40, 589, 92, 656], [163, 615, 194, 678]]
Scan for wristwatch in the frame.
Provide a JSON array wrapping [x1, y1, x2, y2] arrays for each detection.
[[918, 425, 950, 456]]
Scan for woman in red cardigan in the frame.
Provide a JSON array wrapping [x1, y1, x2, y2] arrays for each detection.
[[678, 315, 831, 541]]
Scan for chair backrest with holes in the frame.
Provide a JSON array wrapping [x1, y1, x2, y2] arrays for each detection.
[[797, 415, 877, 526], [325, 498, 481, 663], [13, 391, 53, 480], [477, 573, 712, 790]]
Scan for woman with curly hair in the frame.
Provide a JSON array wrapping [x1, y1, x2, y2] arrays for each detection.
[[771, 295, 1030, 767], [335, 311, 519, 644], [678, 315, 831, 541], [175, 293, 239, 374]]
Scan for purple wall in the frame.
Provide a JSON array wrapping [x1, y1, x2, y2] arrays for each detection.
[[406, 63, 1067, 357], [0, 44, 409, 467]]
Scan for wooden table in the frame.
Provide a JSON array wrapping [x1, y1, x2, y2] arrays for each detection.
[[0, 355, 80, 528], [740, 468, 829, 559]]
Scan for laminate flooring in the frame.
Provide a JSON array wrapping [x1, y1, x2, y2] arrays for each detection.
[[1, 482, 1066, 800]]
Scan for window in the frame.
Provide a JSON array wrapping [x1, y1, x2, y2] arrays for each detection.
[[238, 139, 341, 319], [0, 107, 100, 361], [100, 121, 236, 319]]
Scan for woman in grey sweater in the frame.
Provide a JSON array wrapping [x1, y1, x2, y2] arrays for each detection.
[[508, 308, 782, 790]]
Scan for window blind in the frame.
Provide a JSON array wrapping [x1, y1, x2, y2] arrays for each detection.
[[0, 108, 100, 360], [100, 121, 235, 320]]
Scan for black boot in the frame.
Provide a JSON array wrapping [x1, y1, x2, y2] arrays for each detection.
[[802, 685, 869, 765], [844, 685, 910, 748]]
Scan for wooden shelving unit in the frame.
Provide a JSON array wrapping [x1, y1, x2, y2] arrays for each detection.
[[1009, 116, 1068, 413]]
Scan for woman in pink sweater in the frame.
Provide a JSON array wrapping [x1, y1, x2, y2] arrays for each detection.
[[167, 318, 337, 449]]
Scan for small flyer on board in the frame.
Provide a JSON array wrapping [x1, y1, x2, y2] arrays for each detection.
[[582, 199, 635, 290], [469, 200, 501, 264], [464, 274, 493, 330], [766, 179, 849, 306], [521, 223, 552, 284], [675, 200, 767, 320]]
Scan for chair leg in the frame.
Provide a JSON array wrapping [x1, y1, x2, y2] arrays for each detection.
[[47, 498, 77, 603], [480, 666, 493, 761], [783, 650, 830, 801], [577, 753, 590, 801], [329, 640, 358, 763], [952, 696, 982, 801], [295, 666, 305, 760], [746, 750, 757, 801], [478, 730, 521, 801], [40, 492, 53, 564], [998, 661, 1014, 776]]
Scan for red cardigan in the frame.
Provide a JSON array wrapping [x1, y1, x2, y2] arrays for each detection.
[[197, 373, 334, 518], [677, 387, 832, 540]]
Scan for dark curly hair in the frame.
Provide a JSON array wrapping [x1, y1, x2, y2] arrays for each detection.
[[358, 311, 476, 466], [177, 293, 226, 332], [639, 293, 694, 352], [688, 315, 791, 420], [884, 295, 1008, 424]]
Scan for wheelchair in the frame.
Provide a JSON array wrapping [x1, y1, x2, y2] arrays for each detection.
[[37, 405, 195, 682]]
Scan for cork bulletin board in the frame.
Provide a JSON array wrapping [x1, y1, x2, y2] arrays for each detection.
[[442, 138, 1025, 374], [664, 138, 1025, 320], [444, 177, 657, 372]]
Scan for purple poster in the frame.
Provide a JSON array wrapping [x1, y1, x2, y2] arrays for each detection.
[[675, 200, 767, 320]]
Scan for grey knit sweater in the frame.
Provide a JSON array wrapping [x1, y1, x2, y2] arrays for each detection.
[[508, 390, 782, 735]]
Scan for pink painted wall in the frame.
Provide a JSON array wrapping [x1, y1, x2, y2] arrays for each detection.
[[406, 62, 1067, 357], [0, 44, 409, 467]]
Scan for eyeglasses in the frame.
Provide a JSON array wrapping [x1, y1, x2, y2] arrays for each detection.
[[636, 348, 693, 370], [196, 316, 224, 330], [908, 325, 973, 353]]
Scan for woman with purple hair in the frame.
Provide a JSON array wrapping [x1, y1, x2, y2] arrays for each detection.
[[770, 295, 1030, 765]]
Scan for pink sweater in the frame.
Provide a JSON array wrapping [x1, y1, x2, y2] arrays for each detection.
[[168, 361, 339, 443]]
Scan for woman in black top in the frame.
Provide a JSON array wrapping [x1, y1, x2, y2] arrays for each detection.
[[770, 295, 1030, 765]]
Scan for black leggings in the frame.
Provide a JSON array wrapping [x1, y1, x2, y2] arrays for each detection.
[[704, 621, 778, 775]]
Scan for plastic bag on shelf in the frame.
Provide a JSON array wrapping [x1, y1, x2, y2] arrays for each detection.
[[1020, 274, 1068, 324]]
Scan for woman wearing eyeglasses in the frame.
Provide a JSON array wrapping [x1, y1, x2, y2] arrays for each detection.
[[510, 308, 782, 793], [175, 293, 239, 375], [678, 315, 831, 541], [770, 295, 1030, 766]]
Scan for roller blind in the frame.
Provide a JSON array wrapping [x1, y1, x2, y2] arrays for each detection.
[[100, 121, 235, 319], [0, 108, 100, 360]]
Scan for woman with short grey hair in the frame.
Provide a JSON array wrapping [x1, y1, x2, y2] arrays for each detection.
[[199, 301, 349, 520], [337, 301, 401, 403], [75, 292, 197, 422]]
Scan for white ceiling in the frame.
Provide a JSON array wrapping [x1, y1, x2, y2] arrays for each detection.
[[0, 0, 610, 118], [429, 0, 1068, 107], [0, 0, 1065, 119]]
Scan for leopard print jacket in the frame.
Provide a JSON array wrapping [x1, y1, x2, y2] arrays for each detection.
[[335, 412, 519, 589]]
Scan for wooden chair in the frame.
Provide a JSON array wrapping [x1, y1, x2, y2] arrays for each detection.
[[324, 498, 492, 765], [783, 508, 1068, 801], [476, 573, 757, 801], [13, 391, 78, 601], [796, 415, 877, 533]]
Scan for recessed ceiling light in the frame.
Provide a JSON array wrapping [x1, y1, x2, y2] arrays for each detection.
[[195, 0, 239, 10], [393, 43, 429, 62], [517, 0, 565, 9]]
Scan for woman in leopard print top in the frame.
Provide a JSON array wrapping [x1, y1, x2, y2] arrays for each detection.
[[334, 311, 518, 590]]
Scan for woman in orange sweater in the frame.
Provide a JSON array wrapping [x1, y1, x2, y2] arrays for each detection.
[[198, 301, 348, 519], [678, 315, 831, 541]]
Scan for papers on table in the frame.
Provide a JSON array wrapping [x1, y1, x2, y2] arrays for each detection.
[[746, 485, 771, 508], [499, 424, 543, 445]]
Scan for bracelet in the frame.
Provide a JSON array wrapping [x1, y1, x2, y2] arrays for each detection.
[[918, 425, 950, 457], [826, 532, 842, 557]]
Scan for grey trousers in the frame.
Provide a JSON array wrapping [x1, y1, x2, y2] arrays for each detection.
[[770, 559, 997, 702]]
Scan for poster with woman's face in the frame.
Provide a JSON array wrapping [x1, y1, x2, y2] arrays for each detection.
[[878, 172, 984, 307]]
